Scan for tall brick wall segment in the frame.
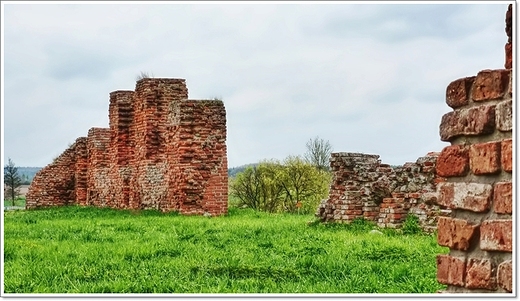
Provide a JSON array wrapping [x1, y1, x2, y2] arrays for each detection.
[[435, 6, 513, 293], [26, 78, 228, 216], [316, 152, 450, 232]]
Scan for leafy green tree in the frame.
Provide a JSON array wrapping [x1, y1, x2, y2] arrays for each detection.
[[230, 160, 285, 213], [230, 157, 331, 214], [279, 156, 331, 214], [4, 158, 22, 206], [304, 136, 333, 171]]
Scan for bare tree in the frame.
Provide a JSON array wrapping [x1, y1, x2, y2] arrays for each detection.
[[304, 136, 333, 171], [4, 158, 22, 206]]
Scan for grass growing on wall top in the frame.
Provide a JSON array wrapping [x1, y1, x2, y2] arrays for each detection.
[[3, 206, 448, 294]]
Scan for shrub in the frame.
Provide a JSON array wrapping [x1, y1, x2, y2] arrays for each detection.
[[230, 156, 331, 214], [402, 214, 422, 235]]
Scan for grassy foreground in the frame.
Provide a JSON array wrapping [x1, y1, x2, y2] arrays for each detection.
[[3, 206, 448, 294]]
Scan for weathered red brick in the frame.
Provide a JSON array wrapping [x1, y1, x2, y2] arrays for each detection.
[[480, 220, 512, 252], [318, 152, 441, 229], [508, 68, 512, 96], [471, 69, 510, 102], [497, 260, 512, 292], [446, 76, 475, 108], [437, 217, 479, 250], [505, 43, 512, 69], [437, 182, 492, 212], [26, 78, 229, 216], [501, 139, 512, 173], [496, 100, 512, 131], [439, 105, 495, 142], [469, 142, 501, 175], [436, 145, 469, 177], [465, 258, 496, 290], [437, 254, 466, 286], [493, 182, 512, 214]]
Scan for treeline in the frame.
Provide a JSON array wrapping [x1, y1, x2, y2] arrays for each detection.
[[10, 167, 41, 185], [228, 164, 258, 178]]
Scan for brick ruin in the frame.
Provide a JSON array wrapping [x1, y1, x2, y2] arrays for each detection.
[[26, 78, 228, 216], [435, 4, 513, 293], [316, 152, 450, 232], [316, 5, 514, 293]]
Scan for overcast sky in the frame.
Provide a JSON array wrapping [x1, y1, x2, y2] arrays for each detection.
[[1, 1, 513, 169]]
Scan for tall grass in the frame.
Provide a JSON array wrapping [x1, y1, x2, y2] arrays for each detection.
[[3, 206, 448, 294]]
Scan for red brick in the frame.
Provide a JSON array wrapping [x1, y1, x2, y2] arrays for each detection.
[[388, 213, 404, 220], [437, 217, 479, 250], [27, 78, 229, 216], [436, 145, 469, 177], [501, 139, 512, 173], [439, 105, 495, 142], [465, 258, 496, 290], [437, 254, 466, 286], [407, 192, 421, 199], [508, 68, 512, 96], [437, 182, 492, 212], [446, 76, 475, 108], [469, 142, 501, 175], [496, 100, 512, 131], [497, 260, 512, 292], [471, 69, 510, 102], [480, 220, 512, 252], [505, 43, 512, 69], [493, 182, 512, 214]]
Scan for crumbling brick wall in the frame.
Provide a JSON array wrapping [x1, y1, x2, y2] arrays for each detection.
[[316, 152, 449, 232], [434, 6, 513, 293], [26, 145, 77, 208], [26, 78, 228, 216]]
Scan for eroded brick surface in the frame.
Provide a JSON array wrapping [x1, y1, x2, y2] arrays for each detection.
[[469, 142, 501, 175], [493, 182, 512, 214], [439, 105, 495, 142], [496, 100, 512, 131], [465, 258, 496, 290], [437, 255, 466, 287], [26, 78, 228, 216], [497, 260, 512, 292], [436, 145, 469, 177], [446, 76, 475, 109], [480, 220, 512, 252], [437, 217, 479, 251], [437, 182, 492, 212], [471, 69, 510, 102], [501, 139, 512, 173]]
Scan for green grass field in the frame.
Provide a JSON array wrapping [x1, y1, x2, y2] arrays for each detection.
[[3, 197, 26, 208], [3, 206, 448, 294]]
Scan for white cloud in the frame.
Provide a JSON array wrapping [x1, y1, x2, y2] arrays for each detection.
[[2, 2, 512, 169]]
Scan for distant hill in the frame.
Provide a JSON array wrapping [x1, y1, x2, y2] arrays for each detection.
[[10, 167, 42, 184], [228, 163, 258, 178]]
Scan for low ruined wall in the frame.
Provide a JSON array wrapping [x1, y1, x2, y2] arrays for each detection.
[[316, 152, 449, 232], [26, 78, 228, 216]]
